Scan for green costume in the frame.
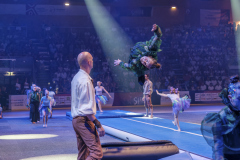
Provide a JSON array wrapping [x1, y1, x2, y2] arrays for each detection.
[[119, 25, 162, 85], [201, 77, 240, 160]]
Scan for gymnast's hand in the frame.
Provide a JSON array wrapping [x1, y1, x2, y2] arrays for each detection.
[[156, 90, 159, 94], [114, 59, 122, 66], [98, 126, 105, 137], [151, 24, 158, 32]]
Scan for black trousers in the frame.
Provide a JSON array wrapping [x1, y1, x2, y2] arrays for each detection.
[[30, 102, 39, 122], [224, 154, 240, 160]]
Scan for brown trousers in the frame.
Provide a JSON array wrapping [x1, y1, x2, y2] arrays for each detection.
[[72, 116, 103, 160]]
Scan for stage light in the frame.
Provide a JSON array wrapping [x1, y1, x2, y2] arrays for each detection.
[[231, 0, 240, 72], [65, 3, 70, 6], [85, 0, 135, 86], [20, 154, 77, 160], [0, 134, 58, 140], [4, 72, 15, 76], [171, 6, 176, 9]]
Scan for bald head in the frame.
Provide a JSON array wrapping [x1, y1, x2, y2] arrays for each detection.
[[77, 52, 93, 72]]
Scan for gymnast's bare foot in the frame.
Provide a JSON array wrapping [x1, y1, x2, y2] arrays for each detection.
[[172, 121, 176, 126]]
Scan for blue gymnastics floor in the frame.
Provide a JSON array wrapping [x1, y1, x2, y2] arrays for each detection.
[[99, 117, 212, 158], [66, 110, 144, 120]]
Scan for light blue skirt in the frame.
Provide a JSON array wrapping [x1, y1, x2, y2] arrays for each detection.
[[95, 95, 108, 105]]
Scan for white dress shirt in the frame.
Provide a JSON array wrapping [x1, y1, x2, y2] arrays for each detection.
[[71, 69, 96, 118]]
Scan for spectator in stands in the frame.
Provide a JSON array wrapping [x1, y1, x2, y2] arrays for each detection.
[[200, 83, 207, 91], [15, 78, 21, 95], [215, 82, 222, 90], [24, 78, 29, 91], [205, 77, 211, 86], [208, 83, 214, 91]]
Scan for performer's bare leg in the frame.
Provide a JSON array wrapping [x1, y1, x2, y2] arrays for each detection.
[[148, 96, 153, 118], [97, 99, 103, 112], [145, 95, 153, 118], [144, 97, 148, 117], [174, 111, 181, 131], [43, 111, 46, 127]]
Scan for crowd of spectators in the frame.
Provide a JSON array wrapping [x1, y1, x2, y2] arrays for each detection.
[[0, 22, 240, 93]]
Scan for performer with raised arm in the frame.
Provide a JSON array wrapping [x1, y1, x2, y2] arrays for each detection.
[[156, 87, 191, 131], [95, 81, 112, 112], [142, 74, 153, 118], [114, 24, 162, 85]]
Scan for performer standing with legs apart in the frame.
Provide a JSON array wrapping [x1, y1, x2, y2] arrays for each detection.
[[114, 24, 162, 85], [142, 74, 153, 118], [71, 52, 105, 160], [95, 81, 112, 112], [40, 89, 52, 127], [28, 86, 40, 124], [201, 75, 240, 160], [156, 87, 191, 131]]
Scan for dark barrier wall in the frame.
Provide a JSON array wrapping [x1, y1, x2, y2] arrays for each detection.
[[189, 90, 222, 104], [112, 91, 222, 106], [112, 92, 161, 106], [53, 90, 222, 107], [113, 92, 144, 106]]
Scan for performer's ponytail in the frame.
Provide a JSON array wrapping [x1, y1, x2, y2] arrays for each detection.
[[155, 63, 161, 69], [151, 61, 162, 69]]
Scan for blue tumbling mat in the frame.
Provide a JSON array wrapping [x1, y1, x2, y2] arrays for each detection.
[[99, 117, 212, 159], [66, 110, 144, 120]]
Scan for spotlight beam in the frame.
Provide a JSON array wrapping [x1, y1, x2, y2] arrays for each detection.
[[85, 0, 134, 84], [231, 0, 240, 73]]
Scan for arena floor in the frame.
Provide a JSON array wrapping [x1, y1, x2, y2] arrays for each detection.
[[0, 104, 224, 160]]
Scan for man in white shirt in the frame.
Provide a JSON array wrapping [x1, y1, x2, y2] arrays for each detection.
[[71, 52, 105, 160]]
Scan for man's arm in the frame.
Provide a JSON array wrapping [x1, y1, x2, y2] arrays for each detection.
[[78, 81, 105, 137], [149, 81, 153, 95], [102, 87, 112, 98], [86, 114, 105, 137]]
